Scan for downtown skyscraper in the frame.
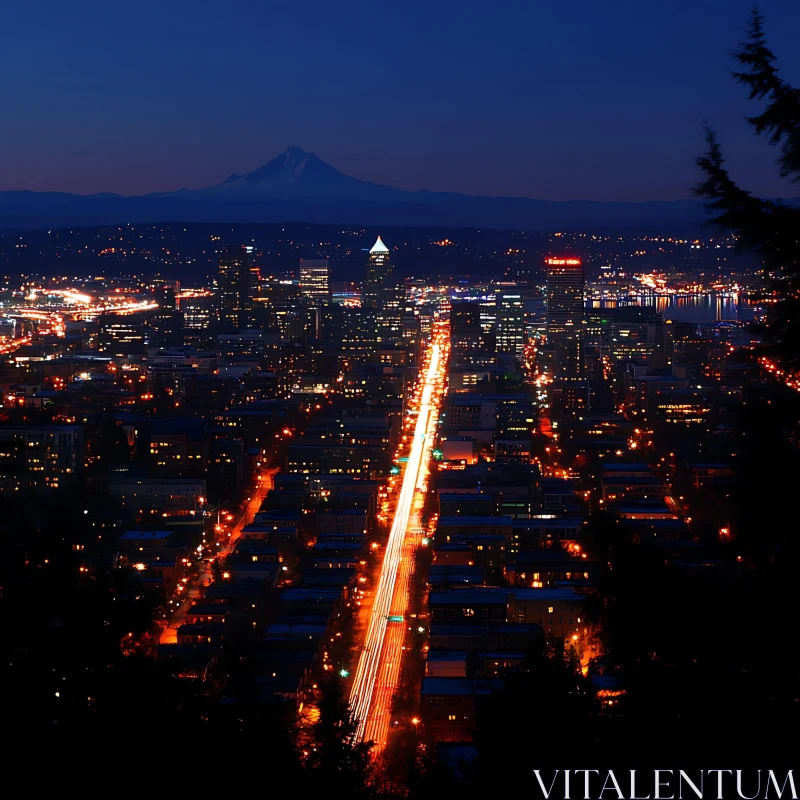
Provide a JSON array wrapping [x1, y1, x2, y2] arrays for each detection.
[[450, 300, 483, 363], [217, 245, 258, 330], [362, 236, 403, 342], [545, 257, 585, 334], [545, 257, 587, 414], [299, 259, 331, 303], [495, 290, 525, 358]]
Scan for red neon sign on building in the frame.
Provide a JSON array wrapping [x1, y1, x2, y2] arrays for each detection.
[[545, 257, 582, 266]]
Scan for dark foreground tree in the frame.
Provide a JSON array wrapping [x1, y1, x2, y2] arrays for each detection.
[[695, 7, 800, 370], [306, 677, 376, 799]]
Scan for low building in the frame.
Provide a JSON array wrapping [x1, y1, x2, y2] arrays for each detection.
[[507, 588, 587, 640], [421, 677, 503, 743], [186, 602, 230, 625], [426, 650, 468, 677], [176, 622, 226, 646], [316, 508, 369, 536], [436, 516, 513, 544], [601, 475, 664, 503], [118, 529, 175, 550], [429, 589, 509, 626], [428, 622, 542, 652], [433, 542, 475, 566], [689, 462, 734, 489], [107, 476, 206, 514], [504, 550, 599, 588], [429, 587, 588, 641], [439, 493, 495, 517], [428, 565, 485, 590]]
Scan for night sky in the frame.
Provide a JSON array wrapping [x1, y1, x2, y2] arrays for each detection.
[[2, 0, 799, 202]]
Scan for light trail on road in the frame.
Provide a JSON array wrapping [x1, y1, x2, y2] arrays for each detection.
[[361, 469, 428, 749], [159, 467, 276, 644], [349, 325, 449, 743]]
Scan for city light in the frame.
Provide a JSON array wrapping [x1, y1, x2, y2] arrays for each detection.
[[544, 257, 582, 266], [0, 197, 779, 775], [349, 328, 449, 746]]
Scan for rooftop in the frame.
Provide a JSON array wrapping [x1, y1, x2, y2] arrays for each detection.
[[370, 235, 389, 254], [119, 529, 172, 541], [438, 515, 512, 527], [429, 589, 510, 605], [512, 588, 584, 601], [421, 677, 503, 696], [602, 462, 652, 472]]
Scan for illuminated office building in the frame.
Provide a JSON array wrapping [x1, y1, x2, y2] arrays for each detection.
[[495, 291, 525, 358], [147, 284, 184, 349], [181, 292, 215, 347], [545, 257, 585, 334], [544, 258, 588, 416], [450, 301, 483, 361], [545, 257, 586, 377], [479, 295, 496, 334], [362, 236, 403, 342], [321, 301, 378, 362], [259, 278, 310, 339], [299, 259, 331, 303], [0, 425, 84, 493], [99, 311, 148, 356], [218, 245, 258, 330]]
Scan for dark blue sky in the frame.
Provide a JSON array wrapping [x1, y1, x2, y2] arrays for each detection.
[[2, 0, 799, 201]]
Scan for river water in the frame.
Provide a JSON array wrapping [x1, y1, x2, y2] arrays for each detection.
[[588, 293, 760, 323]]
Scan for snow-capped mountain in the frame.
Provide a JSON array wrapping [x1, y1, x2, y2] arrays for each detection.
[[160, 147, 410, 203], [0, 147, 709, 231]]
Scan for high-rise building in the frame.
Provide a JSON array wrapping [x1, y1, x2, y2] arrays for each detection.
[[450, 301, 483, 361], [495, 291, 525, 358], [218, 246, 258, 330], [99, 311, 148, 356], [362, 236, 403, 342], [545, 257, 586, 382], [259, 277, 310, 339], [147, 284, 184, 349], [545, 257, 585, 334], [321, 301, 379, 364], [181, 291, 215, 348], [544, 258, 587, 417], [299, 259, 330, 303], [479, 295, 496, 335], [0, 425, 84, 493]]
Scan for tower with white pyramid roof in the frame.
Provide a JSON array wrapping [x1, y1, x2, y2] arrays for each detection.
[[369, 235, 390, 254], [362, 236, 403, 342]]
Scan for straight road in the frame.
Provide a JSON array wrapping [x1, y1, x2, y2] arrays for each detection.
[[349, 326, 449, 745], [159, 467, 276, 644]]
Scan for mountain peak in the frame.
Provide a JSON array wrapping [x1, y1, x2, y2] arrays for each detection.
[[188, 145, 398, 203], [274, 146, 318, 168], [284, 145, 312, 158], [214, 146, 342, 191]]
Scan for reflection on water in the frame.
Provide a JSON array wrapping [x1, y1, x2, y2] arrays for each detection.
[[589, 293, 759, 323]]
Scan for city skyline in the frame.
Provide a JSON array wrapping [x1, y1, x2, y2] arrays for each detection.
[[2, 233, 797, 780]]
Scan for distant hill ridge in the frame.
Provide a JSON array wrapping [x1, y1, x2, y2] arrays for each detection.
[[0, 147, 710, 232]]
